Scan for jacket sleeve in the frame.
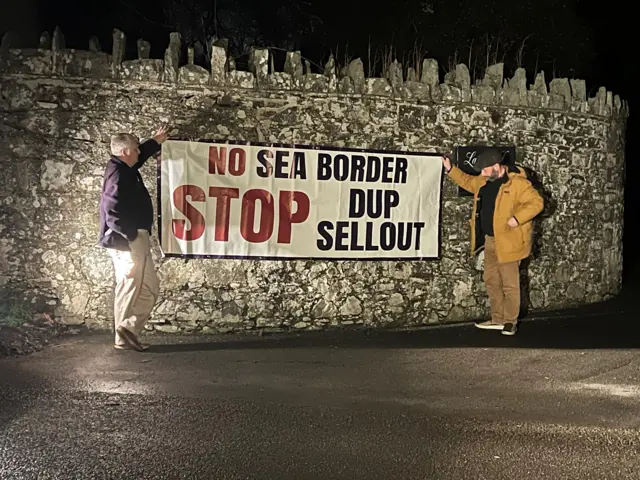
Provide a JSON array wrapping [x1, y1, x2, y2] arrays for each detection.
[[514, 180, 544, 225], [103, 169, 138, 241], [446, 165, 484, 194], [134, 138, 161, 169]]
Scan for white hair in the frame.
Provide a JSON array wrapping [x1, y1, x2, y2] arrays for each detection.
[[110, 133, 138, 156]]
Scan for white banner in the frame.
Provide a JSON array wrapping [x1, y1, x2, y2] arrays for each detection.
[[159, 140, 442, 259]]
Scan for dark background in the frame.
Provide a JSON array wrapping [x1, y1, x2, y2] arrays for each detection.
[[1, 0, 636, 280]]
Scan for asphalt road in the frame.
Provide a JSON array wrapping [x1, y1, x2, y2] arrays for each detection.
[[1, 304, 639, 479]]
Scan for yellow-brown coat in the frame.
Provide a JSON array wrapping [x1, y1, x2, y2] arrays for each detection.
[[447, 165, 544, 264]]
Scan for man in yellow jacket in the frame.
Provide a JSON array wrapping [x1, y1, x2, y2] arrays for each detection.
[[442, 149, 544, 335]]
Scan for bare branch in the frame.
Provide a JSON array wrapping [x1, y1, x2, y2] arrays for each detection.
[[115, 0, 175, 29], [516, 34, 533, 68]]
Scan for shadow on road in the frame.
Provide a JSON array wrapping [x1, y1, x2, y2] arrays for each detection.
[[0, 362, 48, 434], [147, 292, 638, 353]]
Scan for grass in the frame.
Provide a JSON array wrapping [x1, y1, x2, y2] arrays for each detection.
[[208, 34, 567, 93], [0, 301, 32, 328], [438, 34, 569, 86], [326, 33, 554, 88]]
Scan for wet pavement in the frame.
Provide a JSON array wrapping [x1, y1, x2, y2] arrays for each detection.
[[1, 297, 639, 479]]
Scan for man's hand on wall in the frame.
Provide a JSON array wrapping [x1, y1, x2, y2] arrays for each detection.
[[153, 125, 170, 144], [441, 155, 452, 172]]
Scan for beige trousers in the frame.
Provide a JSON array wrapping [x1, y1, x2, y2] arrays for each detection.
[[108, 230, 160, 346], [483, 236, 520, 324]]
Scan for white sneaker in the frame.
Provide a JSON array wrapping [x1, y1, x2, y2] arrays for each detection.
[[474, 321, 504, 330]]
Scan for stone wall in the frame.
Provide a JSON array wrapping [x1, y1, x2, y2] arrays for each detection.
[[0, 29, 628, 333]]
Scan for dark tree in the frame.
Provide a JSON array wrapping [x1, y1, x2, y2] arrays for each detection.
[[157, 0, 322, 66]]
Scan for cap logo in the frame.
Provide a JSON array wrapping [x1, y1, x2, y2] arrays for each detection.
[[463, 150, 478, 169]]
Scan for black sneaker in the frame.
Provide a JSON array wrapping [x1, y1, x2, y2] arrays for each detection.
[[501, 323, 517, 336], [116, 326, 149, 351]]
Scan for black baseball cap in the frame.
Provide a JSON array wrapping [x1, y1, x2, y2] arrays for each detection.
[[472, 148, 503, 172]]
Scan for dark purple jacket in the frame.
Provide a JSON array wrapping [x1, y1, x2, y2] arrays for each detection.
[[97, 139, 161, 251]]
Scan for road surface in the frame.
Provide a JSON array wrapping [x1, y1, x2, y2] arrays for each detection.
[[1, 306, 639, 479]]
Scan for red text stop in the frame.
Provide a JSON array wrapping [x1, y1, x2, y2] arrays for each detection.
[[172, 185, 310, 244]]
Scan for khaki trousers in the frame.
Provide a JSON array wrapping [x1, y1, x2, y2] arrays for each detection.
[[108, 230, 160, 346], [483, 236, 520, 324]]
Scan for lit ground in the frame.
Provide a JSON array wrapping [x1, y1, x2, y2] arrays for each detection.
[[1, 299, 639, 479]]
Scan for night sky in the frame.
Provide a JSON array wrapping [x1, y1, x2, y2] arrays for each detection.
[[2, 0, 637, 276]]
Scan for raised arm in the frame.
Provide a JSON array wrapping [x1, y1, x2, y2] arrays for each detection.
[[134, 125, 170, 169], [441, 156, 485, 195]]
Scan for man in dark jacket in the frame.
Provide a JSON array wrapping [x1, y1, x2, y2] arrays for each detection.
[[98, 126, 168, 351]]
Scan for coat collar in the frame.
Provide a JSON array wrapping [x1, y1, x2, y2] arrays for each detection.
[[110, 156, 134, 168], [477, 171, 511, 189]]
